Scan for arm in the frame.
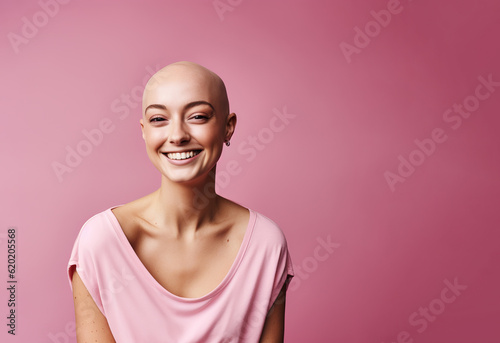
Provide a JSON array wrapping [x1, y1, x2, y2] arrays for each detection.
[[259, 282, 288, 343], [72, 270, 116, 343]]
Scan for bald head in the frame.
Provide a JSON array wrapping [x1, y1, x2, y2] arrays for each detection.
[[142, 61, 230, 117]]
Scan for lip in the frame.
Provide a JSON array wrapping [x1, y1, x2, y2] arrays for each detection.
[[161, 150, 202, 166]]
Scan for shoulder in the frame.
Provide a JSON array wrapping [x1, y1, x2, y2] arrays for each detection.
[[75, 208, 119, 252], [109, 197, 151, 243], [251, 210, 289, 248], [243, 210, 294, 288], [218, 198, 288, 248], [68, 207, 120, 282], [110, 192, 155, 225]]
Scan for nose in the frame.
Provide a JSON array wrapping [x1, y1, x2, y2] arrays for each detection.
[[168, 119, 190, 145]]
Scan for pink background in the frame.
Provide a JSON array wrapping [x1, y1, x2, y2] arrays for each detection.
[[2, 0, 500, 342]]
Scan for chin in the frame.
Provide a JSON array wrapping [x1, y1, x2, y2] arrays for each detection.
[[160, 168, 212, 185]]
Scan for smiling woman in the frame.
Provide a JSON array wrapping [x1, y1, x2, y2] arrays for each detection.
[[67, 61, 294, 343]]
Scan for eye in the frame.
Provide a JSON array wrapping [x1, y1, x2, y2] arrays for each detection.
[[190, 114, 209, 121], [150, 117, 166, 123]]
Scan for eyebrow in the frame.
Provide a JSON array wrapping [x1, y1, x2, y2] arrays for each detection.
[[144, 101, 215, 115]]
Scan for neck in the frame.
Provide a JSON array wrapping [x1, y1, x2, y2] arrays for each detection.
[[152, 170, 220, 237]]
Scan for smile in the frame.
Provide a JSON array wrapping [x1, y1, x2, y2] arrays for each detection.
[[164, 150, 201, 160]]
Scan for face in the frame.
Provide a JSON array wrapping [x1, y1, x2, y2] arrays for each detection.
[[140, 63, 236, 185]]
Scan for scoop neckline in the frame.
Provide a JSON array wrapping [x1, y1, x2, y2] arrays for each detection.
[[105, 205, 256, 303]]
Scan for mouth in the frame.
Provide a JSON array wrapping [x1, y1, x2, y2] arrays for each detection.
[[163, 150, 202, 161]]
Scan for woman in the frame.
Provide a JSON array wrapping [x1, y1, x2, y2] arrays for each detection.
[[68, 61, 294, 342]]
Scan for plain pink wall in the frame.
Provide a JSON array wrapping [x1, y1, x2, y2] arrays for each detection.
[[1, 0, 499, 342]]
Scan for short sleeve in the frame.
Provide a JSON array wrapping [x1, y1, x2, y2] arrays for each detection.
[[246, 211, 294, 313], [67, 213, 107, 315], [268, 235, 294, 311]]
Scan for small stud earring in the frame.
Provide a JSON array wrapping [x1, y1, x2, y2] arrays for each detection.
[[225, 141, 230, 147]]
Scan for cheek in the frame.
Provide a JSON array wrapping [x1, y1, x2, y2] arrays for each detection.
[[193, 125, 224, 145], [144, 128, 165, 150]]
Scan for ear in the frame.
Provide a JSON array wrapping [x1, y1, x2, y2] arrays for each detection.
[[225, 112, 237, 142], [140, 118, 145, 141]]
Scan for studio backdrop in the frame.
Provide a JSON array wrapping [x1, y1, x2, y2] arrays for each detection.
[[1, 0, 499, 342]]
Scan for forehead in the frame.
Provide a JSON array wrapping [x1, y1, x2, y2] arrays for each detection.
[[143, 66, 219, 113]]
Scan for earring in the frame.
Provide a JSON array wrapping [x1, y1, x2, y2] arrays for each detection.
[[225, 141, 230, 147]]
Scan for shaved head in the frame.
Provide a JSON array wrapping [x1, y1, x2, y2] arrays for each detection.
[[142, 61, 230, 117]]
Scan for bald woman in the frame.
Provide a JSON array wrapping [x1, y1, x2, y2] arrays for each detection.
[[68, 62, 294, 342]]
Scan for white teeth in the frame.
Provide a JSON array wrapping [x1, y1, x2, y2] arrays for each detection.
[[166, 151, 199, 160]]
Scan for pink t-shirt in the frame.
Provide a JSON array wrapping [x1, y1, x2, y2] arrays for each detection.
[[67, 207, 294, 342]]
